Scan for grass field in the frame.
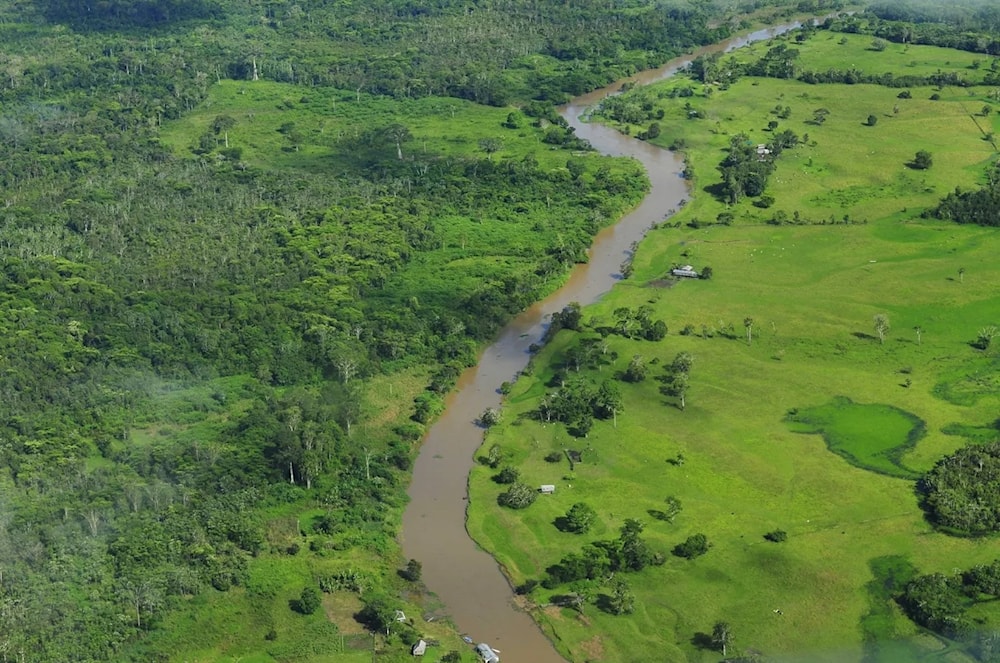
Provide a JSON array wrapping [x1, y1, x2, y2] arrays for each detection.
[[468, 29, 1000, 663], [785, 396, 925, 479]]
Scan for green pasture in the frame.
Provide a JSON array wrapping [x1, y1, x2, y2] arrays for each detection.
[[654, 77, 994, 224], [732, 31, 995, 82], [470, 218, 1000, 662], [469, 36, 1000, 663], [160, 81, 589, 173]]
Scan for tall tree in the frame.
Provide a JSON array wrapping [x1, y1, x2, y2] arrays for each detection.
[[744, 316, 755, 345], [712, 621, 733, 657], [385, 124, 413, 160], [874, 313, 890, 344]]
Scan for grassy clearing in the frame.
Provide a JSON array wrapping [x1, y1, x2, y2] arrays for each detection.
[[160, 81, 605, 173], [468, 34, 1000, 663], [786, 396, 925, 479], [733, 31, 993, 81]]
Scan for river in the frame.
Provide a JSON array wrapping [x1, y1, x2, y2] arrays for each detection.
[[401, 18, 820, 663]]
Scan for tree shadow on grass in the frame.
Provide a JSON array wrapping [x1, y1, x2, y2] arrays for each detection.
[[553, 515, 573, 532], [703, 181, 730, 203], [852, 331, 879, 342], [594, 593, 616, 614], [691, 631, 715, 650], [648, 509, 674, 522]]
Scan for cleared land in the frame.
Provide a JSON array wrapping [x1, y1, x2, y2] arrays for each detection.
[[468, 30, 1000, 663]]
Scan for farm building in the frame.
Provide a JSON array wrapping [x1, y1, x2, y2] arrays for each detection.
[[671, 265, 699, 278], [411, 640, 427, 656], [540, 484, 556, 494]]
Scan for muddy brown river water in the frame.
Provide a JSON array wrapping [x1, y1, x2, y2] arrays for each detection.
[[401, 19, 818, 662]]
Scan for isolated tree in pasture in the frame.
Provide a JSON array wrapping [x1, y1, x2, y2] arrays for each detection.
[[959, 267, 965, 283], [983, 105, 992, 118], [744, 317, 755, 345], [912, 150, 933, 169], [976, 326, 999, 352], [661, 372, 689, 410], [662, 495, 682, 522], [498, 482, 537, 509], [866, 114, 878, 126], [874, 314, 890, 344], [564, 502, 597, 533], [478, 137, 502, 159], [672, 533, 710, 558], [712, 621, 733, 656], [914, 326, 923, 345]]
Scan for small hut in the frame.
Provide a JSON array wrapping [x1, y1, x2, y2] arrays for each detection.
[[671, 265, 699, 278], [411, 640, 427, 656]]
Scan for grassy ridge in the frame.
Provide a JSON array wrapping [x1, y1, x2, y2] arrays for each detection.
[[468, 29, 1000, 663]]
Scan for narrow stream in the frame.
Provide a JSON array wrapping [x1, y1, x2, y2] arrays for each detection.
[[401, 19, 816, 662]]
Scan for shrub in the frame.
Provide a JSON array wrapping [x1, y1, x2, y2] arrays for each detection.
[[295, 586, 321, 615], [402, 558, 422, 582], [563, 502, 597, 534], [494, 466, 520, 484], [479, 407, 501, 427], [764, 529, 788, 543], [672, 533, 711, 559], [498, 482, 537, 509], [544, 451, 563, 463]]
